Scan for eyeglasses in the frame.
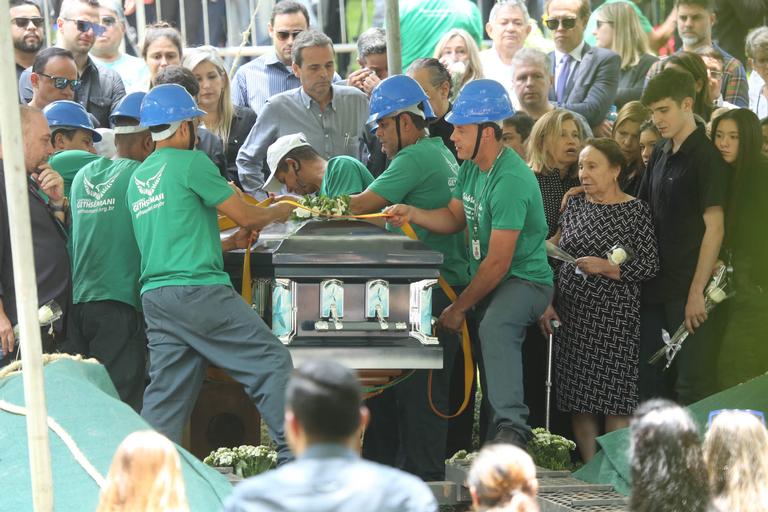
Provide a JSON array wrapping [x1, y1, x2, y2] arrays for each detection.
[[708, 69, 723, 79], [596, 20, 613, 29], [36, 72, 82, 91], [63, 18, 107, 37], [545, 17, 578, 30], [100, 15, 117, 27], [276, 29, 303, 41], [11, 16, 44, 29]]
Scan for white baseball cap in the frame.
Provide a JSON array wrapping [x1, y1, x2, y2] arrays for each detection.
[[264, 132, 312, 194]]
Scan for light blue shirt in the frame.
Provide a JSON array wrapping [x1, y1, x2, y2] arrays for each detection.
[[222, 444, 438, 512], [232, 50, 342, 116], [236, 84, 370, 197], [90, 52, 150, 93]]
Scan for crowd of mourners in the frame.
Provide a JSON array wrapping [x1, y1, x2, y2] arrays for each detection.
[[3, 0, 768, 510]]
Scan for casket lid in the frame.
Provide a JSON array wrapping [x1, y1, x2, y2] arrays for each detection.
[[256, 219, 443, 267]]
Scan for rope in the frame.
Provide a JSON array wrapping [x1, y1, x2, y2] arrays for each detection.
[[228, 0, 265, 80], [0, 353, 99, 380]]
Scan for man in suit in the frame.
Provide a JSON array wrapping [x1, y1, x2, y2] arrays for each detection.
[[545, 0, 620, 131]]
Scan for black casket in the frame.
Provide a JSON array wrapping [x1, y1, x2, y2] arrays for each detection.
[[223, 219, 444, 369]]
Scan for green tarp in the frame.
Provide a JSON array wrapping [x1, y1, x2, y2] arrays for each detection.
[[574, 372, 768, 495], [0, 358, 233, 511]]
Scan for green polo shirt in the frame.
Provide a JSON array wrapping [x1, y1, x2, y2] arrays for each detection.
[[49, 150, 101, 199], [126, 148, 234, 294], [453, 147, 552, 286], [319, 156, 375, 197], [368, 137, 469, 286]]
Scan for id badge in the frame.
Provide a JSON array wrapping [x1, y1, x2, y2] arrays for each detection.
[[472, 239, 481, 260]]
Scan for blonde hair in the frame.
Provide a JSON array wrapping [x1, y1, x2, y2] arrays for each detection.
[[703, 411, 768, 512], [182, 46, 234, 145], [527, 109, 583, 174], [433, 29, 484, 96], [468, 444, 539, 512], [96, 430, 190, 512], [596, 2, 651, 69]]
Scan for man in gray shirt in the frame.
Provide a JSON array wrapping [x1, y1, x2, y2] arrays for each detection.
[[223, 360, 438, 512], [236, 30, 369, 198]]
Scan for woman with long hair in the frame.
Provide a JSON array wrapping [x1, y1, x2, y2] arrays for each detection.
[[142, 22, 183, 88], [183, 46, 256, 184], [96, 430, 189, 512], [638, 120, 660, 170], [629, 399, 711, 512], [612, 101, 651, 195], [527, 109, 584, 237], [704, 410, 768, 512], [663, 52, 714, 122], [710, 108, 768, 390], [433, 28, 483, 101], [593, 2, 658, 107]]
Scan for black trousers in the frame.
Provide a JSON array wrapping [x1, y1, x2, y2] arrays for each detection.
[[67, 300, 147, 412], [362, 287, 460, 481]]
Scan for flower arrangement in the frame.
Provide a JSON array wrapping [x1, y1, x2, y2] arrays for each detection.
[[527, 428, 576, 471], [291, 195, 351, 220], [203, 445, 277, 478]]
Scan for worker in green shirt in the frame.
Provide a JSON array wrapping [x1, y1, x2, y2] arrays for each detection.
[[352, 74, 470, 480], [261, 132, 374, 197], [65, 92, 149, 411], [388, 79, 554, 448], [126, 84, 296, 460]]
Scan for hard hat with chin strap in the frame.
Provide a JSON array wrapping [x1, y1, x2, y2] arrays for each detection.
[[110, 92, 148, 134], [139, 84, 206, 140], [367, 74, 436, 130], [446, 79, 515, 159], [43, 100, 103, 142]]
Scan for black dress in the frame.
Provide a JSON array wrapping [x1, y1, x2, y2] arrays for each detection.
[[227, 105, 257, 184], [535, 168, 581, 238], [555, 196, 659, 415], [615, 53, 658, 108]]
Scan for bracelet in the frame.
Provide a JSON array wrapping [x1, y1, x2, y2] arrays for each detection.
[[49, 199, 69, 212]]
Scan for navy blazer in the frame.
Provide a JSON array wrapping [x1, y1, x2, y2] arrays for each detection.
[[548, 43, 621, 127]]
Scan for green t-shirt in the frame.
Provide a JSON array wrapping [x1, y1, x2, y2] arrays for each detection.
[[453, 148, 552, 286], [584, 0, 653, 47], [368, 137, 469, 286], [49, 150, 101, 199], [397, 0, 483, 70], [126, 148, 234, 295], [70, 157, 142, 309], [319, 155, 375, 197]]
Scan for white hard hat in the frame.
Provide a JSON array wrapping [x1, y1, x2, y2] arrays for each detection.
[[264, 132, 312, 194]]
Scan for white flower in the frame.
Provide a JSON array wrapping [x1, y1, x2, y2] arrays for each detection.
[[608, 247, 627, 265], [294, 207, 311, 219], [708, 286, 727, 303]]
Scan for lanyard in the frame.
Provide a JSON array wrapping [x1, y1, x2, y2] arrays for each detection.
[[471, 148, 505, 236]]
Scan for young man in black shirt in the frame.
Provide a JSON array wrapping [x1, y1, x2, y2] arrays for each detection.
[[638, 68, 727, 404]]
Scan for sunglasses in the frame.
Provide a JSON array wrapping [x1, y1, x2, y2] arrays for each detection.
[[100, 15, 117, 26], [596, 20, 613, 29], [276, 29, 303, 41], [545, 17, 578, 30], [12, 16, 45, 28], [707, 409, 766, 428], [37, 72, 82, 91], [63, 18, 107, 37]]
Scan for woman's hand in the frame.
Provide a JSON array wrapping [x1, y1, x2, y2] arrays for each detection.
[[575, 256, 610, 276], [538, 304, 561, 337], [560, 185, 585, 212]]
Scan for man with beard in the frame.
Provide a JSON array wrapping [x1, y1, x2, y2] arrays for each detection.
[[10, 0, 45, 85]]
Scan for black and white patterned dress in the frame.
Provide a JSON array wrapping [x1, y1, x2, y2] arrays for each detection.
[[536, 169, 581, 238], [555, 196, 659, 415]]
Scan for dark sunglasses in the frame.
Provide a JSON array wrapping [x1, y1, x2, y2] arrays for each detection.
[[37, 72, 82, 91], [100, 15, 117, 26], [545, 17, 578, 30], [596, 20, 613, 29], [63, 18, 107, 37], [276, 29, 303, 41], [12, 16, 44, 29]]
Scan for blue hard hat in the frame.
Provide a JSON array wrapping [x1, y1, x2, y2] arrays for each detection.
[[139, 83, 206, 127], [110, 92, 147, 127], [445, 79, 515, 126], [43, 100, 102, 142], [367, 75, 436, 129]]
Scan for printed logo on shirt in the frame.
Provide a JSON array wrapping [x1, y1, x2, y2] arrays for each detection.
[[84, 174, 120, 200], [131, 164, 166, 216]]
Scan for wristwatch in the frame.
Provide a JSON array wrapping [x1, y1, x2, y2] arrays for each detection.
[[49, 198, 69, 212]]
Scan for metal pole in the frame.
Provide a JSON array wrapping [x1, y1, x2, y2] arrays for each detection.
[[248, 0, 256, 46], [202, 0, 211, 46], [135, 0, 147, 48], [156, 0, 163, 23], [41, 0, 51, 49], [0, 2, 53, 510], [361, 0, 368, 31], [339, 0, 347, 43], [178, 0, 187, 45], [385, 0, 401, 74], [316, 0, 324, 33]]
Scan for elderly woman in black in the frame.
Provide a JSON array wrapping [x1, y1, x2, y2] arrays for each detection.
[[541, 138, 659, 461]]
